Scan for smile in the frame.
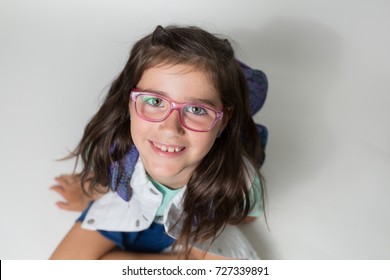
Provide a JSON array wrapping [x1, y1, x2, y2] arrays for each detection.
[[151, 141, 185, 153]]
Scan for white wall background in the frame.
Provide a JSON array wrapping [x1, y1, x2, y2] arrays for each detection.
[[1, 0, 389, 260]]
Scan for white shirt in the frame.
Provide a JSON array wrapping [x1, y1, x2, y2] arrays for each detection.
[[81, 158, 260, 259]]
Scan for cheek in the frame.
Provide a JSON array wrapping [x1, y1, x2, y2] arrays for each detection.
[[191, 133, 218, 154], [130, 115, 146, 147], [131, 119, 143, 133], [130, 105, 142, 133]]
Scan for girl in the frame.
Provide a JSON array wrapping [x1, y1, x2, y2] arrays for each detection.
[[50, 25, 266, 260]]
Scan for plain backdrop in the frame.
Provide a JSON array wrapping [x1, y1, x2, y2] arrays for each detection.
[[1, 0, 389, 260]]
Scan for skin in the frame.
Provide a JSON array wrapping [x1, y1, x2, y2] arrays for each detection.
[[130, 64, 229, 189], [50, 175, 100, 212], [50, 64, 232, 259]]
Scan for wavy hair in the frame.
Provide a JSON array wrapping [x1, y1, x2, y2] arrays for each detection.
[[73, 25, 265, 258]]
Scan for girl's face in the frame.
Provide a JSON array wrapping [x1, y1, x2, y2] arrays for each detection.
[[130, 64, 227, 189]]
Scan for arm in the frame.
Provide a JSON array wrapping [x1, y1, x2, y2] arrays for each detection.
[[50, 222, 116, 259], [50, 174, 103, 211], [100, 247, 234, 260]]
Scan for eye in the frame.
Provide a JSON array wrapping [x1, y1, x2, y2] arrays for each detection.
[[142, 96, 164, 107], [185, 106, 207, 116]]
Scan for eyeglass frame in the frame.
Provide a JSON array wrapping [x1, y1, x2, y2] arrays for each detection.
[[129, 88, 225, 132]]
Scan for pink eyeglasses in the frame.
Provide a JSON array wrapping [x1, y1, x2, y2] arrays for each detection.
[[130, 88, 224, 132]]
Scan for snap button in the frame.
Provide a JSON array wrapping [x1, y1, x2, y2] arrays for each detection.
[[87, 219, 95, 224], [149, 188, 159, 195], [135, 220, 140, 227]]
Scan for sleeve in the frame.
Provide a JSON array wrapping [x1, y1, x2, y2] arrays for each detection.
[[248, 175, 264, 217], [191, 225, 260, 260]]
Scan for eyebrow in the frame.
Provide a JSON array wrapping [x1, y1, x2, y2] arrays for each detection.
[[136, 87, 219, 108]]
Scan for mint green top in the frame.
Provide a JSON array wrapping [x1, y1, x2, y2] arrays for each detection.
[[248, 175, 263, 217], [148, 175, 263, 218]]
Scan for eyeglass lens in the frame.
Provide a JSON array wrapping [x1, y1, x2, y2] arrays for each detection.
[[135, 94, 218, 131]]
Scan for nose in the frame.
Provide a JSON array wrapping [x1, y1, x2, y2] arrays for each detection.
[[158, 109, 185, 136]]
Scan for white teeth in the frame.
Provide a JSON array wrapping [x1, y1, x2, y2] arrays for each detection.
[[153, 142, 183, 153]]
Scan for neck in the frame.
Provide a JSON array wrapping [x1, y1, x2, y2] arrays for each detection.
[[146, 171, 189, 190]]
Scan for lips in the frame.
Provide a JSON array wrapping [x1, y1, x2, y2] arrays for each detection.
[[151, 141, 185, 153]]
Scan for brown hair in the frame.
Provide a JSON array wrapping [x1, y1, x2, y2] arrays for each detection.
[[73, 25, 265, 258]]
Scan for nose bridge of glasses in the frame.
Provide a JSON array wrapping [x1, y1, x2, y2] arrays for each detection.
[[159, 103, 186, 133], [170, 101, 182, 111], [163, 101, 182, 120], [167, 101, 186, 119]]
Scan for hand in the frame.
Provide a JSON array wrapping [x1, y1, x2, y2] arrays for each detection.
[[50, 174, 97, 212]]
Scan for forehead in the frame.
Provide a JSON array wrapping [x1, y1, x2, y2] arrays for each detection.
[[137, 64, 222, 107]]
